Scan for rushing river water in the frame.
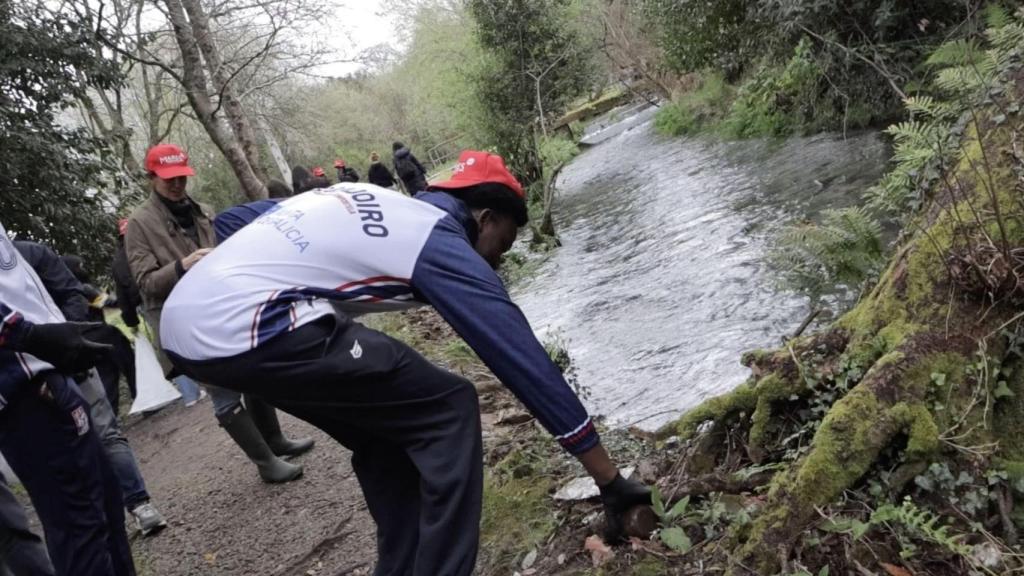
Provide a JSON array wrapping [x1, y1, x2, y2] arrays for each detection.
[[512, 109, 891, 430]]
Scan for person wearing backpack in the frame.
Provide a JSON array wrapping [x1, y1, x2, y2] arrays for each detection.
[[392, 141, 428, 194]]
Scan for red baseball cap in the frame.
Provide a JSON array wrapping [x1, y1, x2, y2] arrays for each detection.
[[428, 151, 524, 198], [313, 166, 325, 177], [334, 159, 345, 168], [118, 218, 129, 237], [144, 144, 195, 179]]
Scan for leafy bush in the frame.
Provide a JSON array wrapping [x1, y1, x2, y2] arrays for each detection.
[[469, 0, 594, 184], [721, 38, 820, 138], [537, 136, 579, 172], [642, 0, 990, 134], [653, 73, 732, 136], [642, 0, 760, 79], [1, 2, 127, 278]]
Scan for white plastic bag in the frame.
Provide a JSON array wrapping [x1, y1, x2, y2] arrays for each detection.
[[129, 332, 181, 414]]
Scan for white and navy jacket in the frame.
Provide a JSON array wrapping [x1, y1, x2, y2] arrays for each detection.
[[161, 184, 598, 455], [0, 222, 65, 408]]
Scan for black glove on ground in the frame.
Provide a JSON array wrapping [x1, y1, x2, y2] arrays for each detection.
[[21, 321, 112, 374], [599, 473, 652, 544]]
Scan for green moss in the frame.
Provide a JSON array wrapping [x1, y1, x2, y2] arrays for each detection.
[[735, 386, 892, 571], [891, 402, 940, 457], [558, 87, 628, 126], [909, 352, 966, 399], [904, 212, 956, 314], [837, 258, 906, 340], [876, 321, 920, 353], [734, 360, 943, 572], [790, 387, 891, 505], [480, 472, 557, 568], [630, 556, 673, 576], [740, 348, 774, 367], [672, 378, 759, 439], [748, 374, 805, 454]]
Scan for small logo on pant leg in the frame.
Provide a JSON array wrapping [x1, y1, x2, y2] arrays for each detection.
[[350, 339, 363, 359], [71, 406, 90, 436]]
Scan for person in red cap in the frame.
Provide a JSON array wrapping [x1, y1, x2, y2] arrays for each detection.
[[158, 150, 650, 575], [125, 144, 314, 487], [334, 159, 360, 183]]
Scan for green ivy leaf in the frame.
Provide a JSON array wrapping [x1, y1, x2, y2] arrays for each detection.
[[659, 527, 692, 553], [994, 381, 1015, 398], [666, 495, 690, 521]]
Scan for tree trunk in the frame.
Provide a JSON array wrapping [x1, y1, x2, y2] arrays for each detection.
[[539, 162, 565, 237], [257, 116, 292, 186], [163, 0, 267, 200], [180, 0, 268, 183], [535, 76, 547, 138]]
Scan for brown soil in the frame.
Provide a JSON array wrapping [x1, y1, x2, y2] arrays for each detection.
[[126, 401, 377, 576]]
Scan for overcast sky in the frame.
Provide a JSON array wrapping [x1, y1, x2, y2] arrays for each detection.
[[317, 0, 404, 77]]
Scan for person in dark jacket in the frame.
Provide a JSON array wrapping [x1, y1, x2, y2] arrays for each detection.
[[59, 253, 137, 411], [1, 221, 135, 574], [291, 166, 312, 194], [112, 219, 142, 330], [334, 159, 359, 183], [392, 141, 428, 194], [366, 151, 396, 189], [13, 241, 165, 538], [58, 255, 105, 324], [266, 179, 292, 199]]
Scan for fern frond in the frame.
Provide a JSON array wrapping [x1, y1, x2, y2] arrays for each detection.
[[984, 4, 1011, 30], [935, 66, 989, 95], [926, 39, 984, 68]]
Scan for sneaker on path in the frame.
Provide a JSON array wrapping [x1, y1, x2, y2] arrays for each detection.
[[185, 388, 208, 408], [131, 502, 168, 537]]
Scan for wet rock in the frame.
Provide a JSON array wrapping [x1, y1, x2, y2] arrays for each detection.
[[623, 505, 656, 538], [496, 410, 534, 426], [634, 459, 658, 484]]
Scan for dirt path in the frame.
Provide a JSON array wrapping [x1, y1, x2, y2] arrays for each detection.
[[126, 400, 377, 576]]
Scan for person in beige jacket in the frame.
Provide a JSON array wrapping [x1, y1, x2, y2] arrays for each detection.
[[125, 143, 313, 483]]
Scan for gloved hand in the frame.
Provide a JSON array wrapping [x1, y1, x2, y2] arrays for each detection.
[[21, 321, 112, 374], [599, 473, 651, 544]]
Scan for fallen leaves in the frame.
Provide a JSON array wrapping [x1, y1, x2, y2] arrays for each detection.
[[880, 562, 912, 576], [584, 534, 615, 567]]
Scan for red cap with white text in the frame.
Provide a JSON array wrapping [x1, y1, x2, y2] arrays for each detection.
[[428, 150, 524, 198], [144, 144, 195, 179]]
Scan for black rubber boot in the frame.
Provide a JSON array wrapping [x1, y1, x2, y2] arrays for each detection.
[[218, 407, 303, 483], [246, 396, 315, 458]]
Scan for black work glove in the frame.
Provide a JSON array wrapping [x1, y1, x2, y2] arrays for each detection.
[[20, 322, 112, 374], [599, 473, 652, 544]]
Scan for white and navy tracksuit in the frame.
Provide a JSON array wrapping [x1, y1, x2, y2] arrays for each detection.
[[0, 224, 134, 576], [161, 185, 598, 575]]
